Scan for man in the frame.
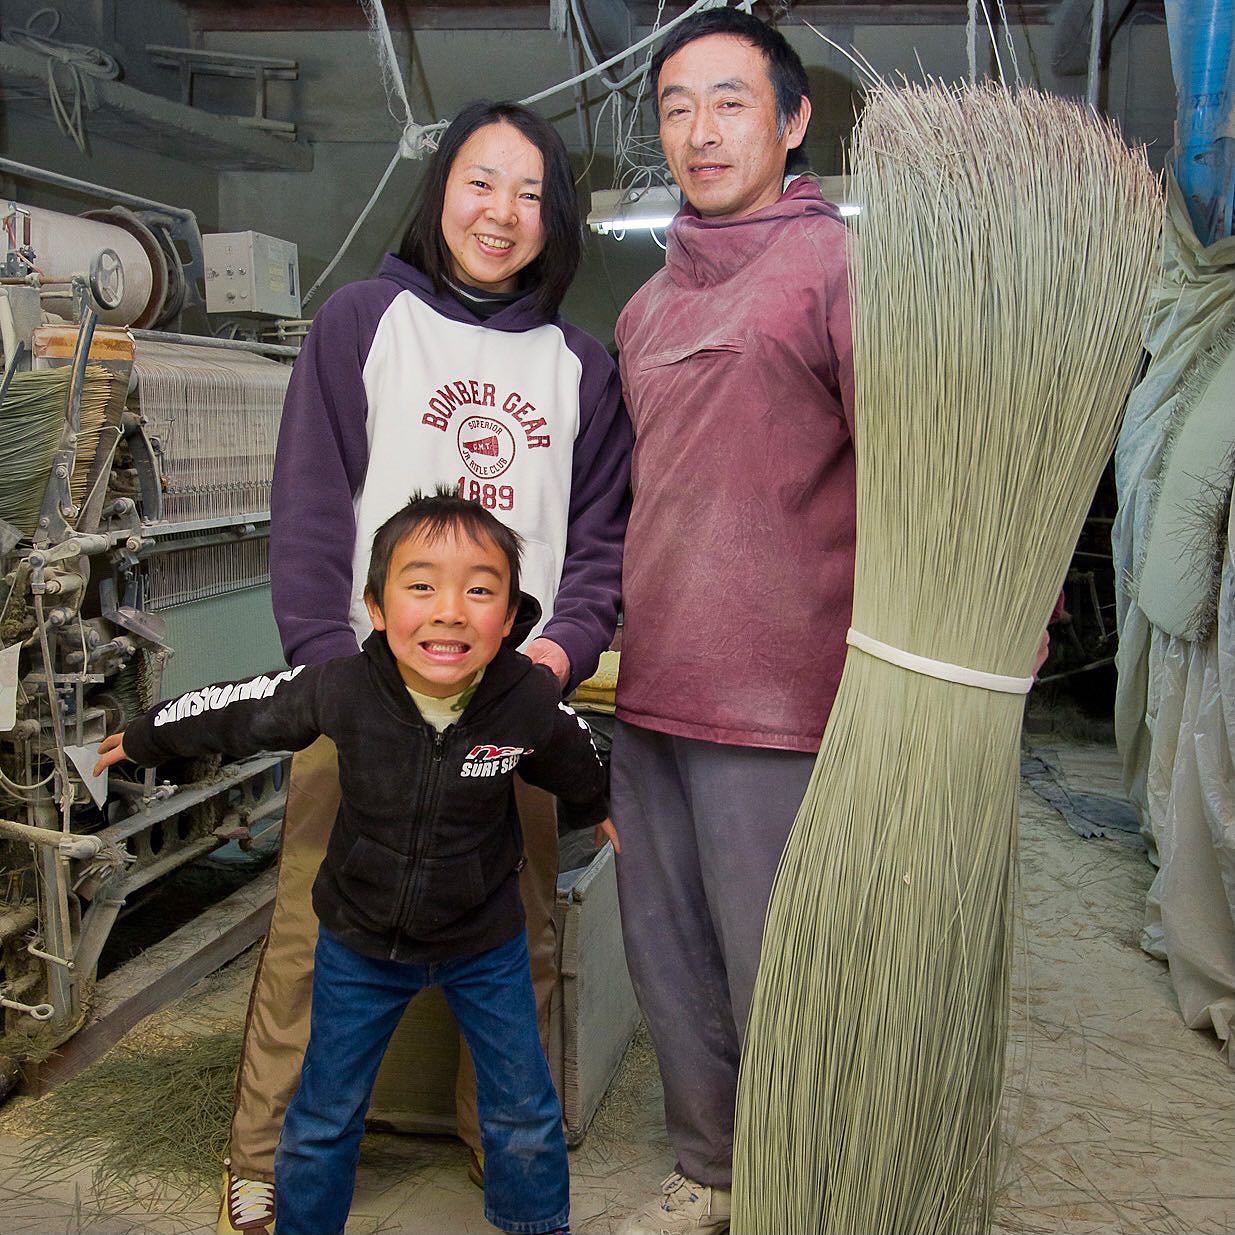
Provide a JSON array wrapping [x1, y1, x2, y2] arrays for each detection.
[[611, 10, 854, 1235]]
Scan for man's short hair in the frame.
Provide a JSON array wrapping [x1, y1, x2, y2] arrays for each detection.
[[650, 7, 811, 171], [364, 488, 523, 611]]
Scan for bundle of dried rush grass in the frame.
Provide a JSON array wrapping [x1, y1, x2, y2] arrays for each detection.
[[732, 83, 1162, 1235]]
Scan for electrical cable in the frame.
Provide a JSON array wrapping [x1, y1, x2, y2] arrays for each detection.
[[574, 89, 622, 187], [519, 0, 717, 109], [616, 0, 667, 175], [565, 13, 593, 159], [0, 764, 56, 797], [569, 0, 651, 93], [3, 8, 120, 154]]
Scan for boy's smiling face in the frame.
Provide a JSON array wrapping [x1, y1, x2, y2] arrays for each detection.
[[366, 526, 516, 698]]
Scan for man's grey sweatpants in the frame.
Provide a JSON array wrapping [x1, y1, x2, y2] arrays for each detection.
[[610, 720, 816, 1189]]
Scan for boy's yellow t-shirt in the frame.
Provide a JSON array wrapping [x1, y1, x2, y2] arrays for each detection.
[[406, 668, 483, 732]]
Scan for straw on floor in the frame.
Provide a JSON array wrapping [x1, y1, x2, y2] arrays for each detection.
[[732, 83, 1162, 1235], [15, 1026, 242, 1214]]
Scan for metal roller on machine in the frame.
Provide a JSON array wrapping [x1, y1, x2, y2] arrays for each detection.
[[4, 203, 168, 328]]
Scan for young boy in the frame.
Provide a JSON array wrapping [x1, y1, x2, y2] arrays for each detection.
[[96, 492, 617, 1235]]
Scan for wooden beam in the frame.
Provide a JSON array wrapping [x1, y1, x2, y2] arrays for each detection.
[[22, 866, 277, 1096]]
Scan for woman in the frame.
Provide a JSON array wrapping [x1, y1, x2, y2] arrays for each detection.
[[215, 100, 630, 1235]]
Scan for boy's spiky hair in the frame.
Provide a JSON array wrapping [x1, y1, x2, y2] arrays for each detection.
[[364, 487, 523, 610]]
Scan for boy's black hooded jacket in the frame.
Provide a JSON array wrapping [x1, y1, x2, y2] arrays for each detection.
[[123, 596, 608, 964]]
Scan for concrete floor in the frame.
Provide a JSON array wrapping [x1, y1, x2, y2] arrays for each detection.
[[1, 738, 1233, 1234]]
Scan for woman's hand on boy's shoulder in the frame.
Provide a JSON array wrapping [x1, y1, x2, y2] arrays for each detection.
[[525, 637, 571, 687]]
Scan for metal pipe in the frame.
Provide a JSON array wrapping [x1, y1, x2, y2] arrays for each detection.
[[0, 157, 197, 223], [41, 571, 85, 598], [0, 994, 54, 1021], [66, 305, 99, 436], [27, 940, 74, 970], [71, 894, 126, 981], [1168, 0, 1235, 244], [0, 340, 25, 404], [1053, 0, 1137, 76], [130, 328, 299, 358], [34, 841, 78, 1023], [1036, 656, 1116, 684], [7, 206, 156, 326], [1087, 0, 1105, 110], [0, 817, 103, 860]]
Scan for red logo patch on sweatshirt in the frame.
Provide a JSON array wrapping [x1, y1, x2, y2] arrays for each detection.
[[458, 415, 515, 479]]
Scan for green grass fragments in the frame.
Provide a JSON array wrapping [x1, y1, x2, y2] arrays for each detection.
[[16, 1026, 241, 1214]]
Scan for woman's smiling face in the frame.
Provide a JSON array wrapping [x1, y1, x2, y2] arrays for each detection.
[[440, 121, 547, 294]]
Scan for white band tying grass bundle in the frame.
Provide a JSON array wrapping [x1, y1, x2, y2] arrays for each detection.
[[732, 82, 1162, 1235], [846, 628, 1033, 695]]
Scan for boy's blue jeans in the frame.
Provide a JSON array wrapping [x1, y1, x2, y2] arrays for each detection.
[[274, 927, 569, 1235]]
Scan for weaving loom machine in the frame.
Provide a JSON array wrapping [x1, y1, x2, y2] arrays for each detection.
[[0, 173, 294, 1084]]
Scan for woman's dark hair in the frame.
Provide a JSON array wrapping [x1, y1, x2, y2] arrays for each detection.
[[397, 100, 581, 320], [650, 8, 811, 174]]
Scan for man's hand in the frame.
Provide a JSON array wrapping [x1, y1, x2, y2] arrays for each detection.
[[93, 732, 129, 776], [1033, 628, 1050, 677], [595, 817, 620, 854], [525, 637, 571, 688]]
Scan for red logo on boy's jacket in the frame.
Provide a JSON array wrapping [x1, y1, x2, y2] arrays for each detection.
[[461, 744, 531, 778], [467, 745, 532, 760]]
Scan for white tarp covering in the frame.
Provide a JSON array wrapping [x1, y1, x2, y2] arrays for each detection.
[[1113, 179, 1235, 1065]]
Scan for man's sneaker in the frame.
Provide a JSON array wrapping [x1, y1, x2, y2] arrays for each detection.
[[217, 1168, 276, 1234], [617, 1171, 731, 1235]]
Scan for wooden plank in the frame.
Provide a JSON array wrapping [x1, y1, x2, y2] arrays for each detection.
[[22, 865, 277, 1096]]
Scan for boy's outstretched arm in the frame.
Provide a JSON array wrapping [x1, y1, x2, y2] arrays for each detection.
[[95, 664, 327, 773]]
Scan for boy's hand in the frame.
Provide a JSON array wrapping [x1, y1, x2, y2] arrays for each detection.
[[594, 817, 620, 854], [525, 638, 571, 688], [93, 733, 129, 776]]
